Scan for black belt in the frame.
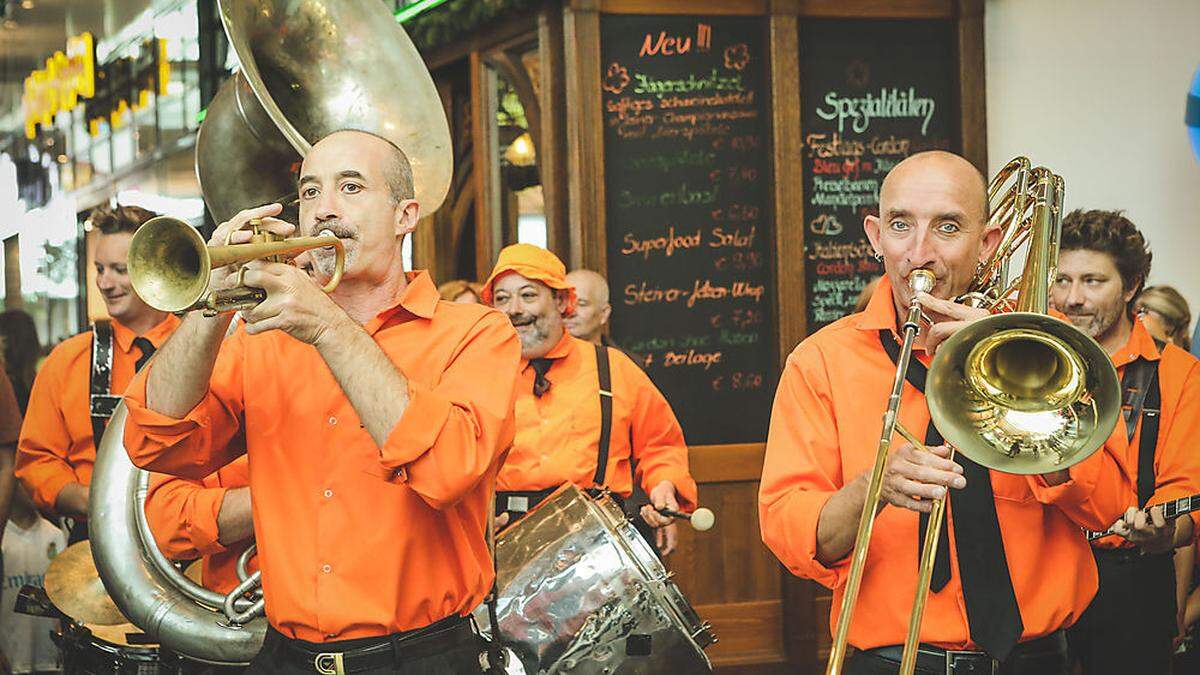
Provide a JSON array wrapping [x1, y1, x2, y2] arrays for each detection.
[[269, 615, 476, 674], [864, 629, 1066, 674]]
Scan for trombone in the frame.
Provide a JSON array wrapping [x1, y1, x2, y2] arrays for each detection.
[[128, 216, 345, 316], [825, 158, 1121, 675]]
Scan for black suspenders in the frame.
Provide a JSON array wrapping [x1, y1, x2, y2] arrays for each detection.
[[1121, 340, 1165, 507], [89, 320, 122, 445], [591, 344, 614, 488], [496, 344, 619, 516]]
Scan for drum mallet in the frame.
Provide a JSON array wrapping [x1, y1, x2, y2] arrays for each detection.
[[657, 507, 716, 532]]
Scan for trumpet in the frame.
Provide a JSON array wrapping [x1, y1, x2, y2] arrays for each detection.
[[825, 157, 1121, 675], [128, 215, 345, 316]]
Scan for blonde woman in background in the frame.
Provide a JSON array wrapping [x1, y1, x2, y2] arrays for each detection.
[[437, 279, 484, 304], [1135, 285, 1192, 350]]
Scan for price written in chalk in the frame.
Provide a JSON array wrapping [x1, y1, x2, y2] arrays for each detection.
[[712, 371, 764, 391]]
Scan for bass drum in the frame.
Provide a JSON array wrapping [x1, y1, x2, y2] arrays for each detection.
[[477, 484, 715, 674]]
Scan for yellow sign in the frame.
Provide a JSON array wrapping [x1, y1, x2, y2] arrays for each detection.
[[22, 33, 95, 139]]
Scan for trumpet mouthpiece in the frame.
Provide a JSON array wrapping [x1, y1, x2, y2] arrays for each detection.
[[909, 270, 936, 294]]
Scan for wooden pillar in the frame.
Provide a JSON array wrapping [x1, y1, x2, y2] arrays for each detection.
[[562, 0, 604, 271], [538, 5, 572, 263]]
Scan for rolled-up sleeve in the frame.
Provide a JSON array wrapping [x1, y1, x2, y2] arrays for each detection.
[[16, 352, 80, 513], [123, 329, 247, 480], [759, 344, 849, 589], [382, 312, 521, 510], [144, 471, 229, 560], [625, 356, 698, 512]]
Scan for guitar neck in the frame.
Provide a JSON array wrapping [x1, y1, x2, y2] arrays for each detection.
[[1161, 494, 1199, 520], [1085, 493, 1199, 541]]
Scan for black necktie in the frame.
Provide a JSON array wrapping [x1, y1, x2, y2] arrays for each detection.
[[132, 337, 156, 372], [530, 358, 553, 397], [878, 330, 1024, 661]]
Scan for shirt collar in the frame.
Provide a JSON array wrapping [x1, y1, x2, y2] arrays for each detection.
[[111, 314, 180, 354], [365, 271, 439, 333], [520, 329, 575, 369], [857, 274, 901, 333], [1110, 317, 1162, 369]]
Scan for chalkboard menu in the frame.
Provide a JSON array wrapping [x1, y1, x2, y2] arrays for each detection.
[[601, 15, 774, 446], [800, 20, 960, 331]]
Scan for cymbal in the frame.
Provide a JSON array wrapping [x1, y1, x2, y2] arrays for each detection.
[[86, 622, 156, 649], [44, 541, 127, 625]]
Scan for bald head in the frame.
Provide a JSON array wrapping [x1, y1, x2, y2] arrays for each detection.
[[565, 269, 612, 344], [567, 269, 610, 305], [881, 151, 988, 224], [305, 130, 414, 206]]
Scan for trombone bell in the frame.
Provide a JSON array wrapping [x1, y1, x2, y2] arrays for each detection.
[[926, 312, 1120, 474]]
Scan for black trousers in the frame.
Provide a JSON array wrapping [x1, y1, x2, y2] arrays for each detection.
[[1067, 548, 1176, 675], [246, 623, 489, 675]]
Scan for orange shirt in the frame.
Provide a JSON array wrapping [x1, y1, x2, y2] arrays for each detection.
[[497, 332, 697, 510], [759, 275, 1131, 650], [144, 456, 257, 594], [16, 315, 178, 514], [1090, 319, 1200, 548], [122, 271, 521, 642]]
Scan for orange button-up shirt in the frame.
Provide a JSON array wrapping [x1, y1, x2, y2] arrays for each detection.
[[759, 275, 1131, 650], [122, 272, 521, 642], [16, 315, 178, 514], [144, 456, 256, 594], [1091, 319, 1200, 548], [497, 332, 698, 510]]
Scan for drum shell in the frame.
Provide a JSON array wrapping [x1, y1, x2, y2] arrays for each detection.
[[480, 485, 714, 674]]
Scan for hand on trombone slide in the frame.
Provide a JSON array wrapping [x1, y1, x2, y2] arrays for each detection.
[[879, 437, 965, 514]]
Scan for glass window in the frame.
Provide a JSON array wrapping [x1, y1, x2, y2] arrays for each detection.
[[487, 43, 546, 249]]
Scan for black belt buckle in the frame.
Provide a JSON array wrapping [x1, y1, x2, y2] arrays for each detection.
[[945, 649, 997, 674]]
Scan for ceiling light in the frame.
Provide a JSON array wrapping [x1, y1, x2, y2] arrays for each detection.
[[21, 0, 35, 9]]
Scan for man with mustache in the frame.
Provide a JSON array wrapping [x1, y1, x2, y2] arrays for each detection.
[[121, 129, 521, 673], [481, 244, 697, 555], [1050, 209, 1200, 675], [760, 151, 1130, 674], [16, 205, 178, 543]]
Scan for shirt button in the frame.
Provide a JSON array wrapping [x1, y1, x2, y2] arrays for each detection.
[[328, 416, 337, 426], [322, 564, 331, 573], [324, 489, 333, 498]]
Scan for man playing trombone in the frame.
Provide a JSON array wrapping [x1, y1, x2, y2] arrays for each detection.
[[1051, 209, 1200, 674], [760, 151, 1130, 674], [121, 129, 522, 674]]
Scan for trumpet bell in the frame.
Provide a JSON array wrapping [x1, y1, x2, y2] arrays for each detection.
[[128, 217, 212, 313], [927, 312, 1120, 475]]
